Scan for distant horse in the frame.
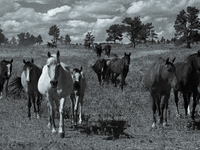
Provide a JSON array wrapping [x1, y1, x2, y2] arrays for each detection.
[[47, 42, 57, 48], [70, 67, 87, 125], [174, 51, 200, 120], [143, 57, 179, 128], [94, 43, 102, 57], [9, 59, 42, 119], [0, 59, 13, 98], [91, 59, 108, 85], [38, 51, 73, 138], [103, 45, 111, 57], [108, 53, 131, 90]]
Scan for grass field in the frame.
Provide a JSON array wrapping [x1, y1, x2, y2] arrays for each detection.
[[1, 43, 200, 149]]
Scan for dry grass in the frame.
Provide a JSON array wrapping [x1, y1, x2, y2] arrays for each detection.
[[1, 43, 200, 149]]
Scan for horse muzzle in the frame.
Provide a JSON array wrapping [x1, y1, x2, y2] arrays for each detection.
[[50, 80, 58, 88]]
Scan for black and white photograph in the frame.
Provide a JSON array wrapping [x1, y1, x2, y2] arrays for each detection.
[[0, 0, 200, 149]]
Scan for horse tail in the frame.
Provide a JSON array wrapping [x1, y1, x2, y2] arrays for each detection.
[[9, 77, 23, 96]]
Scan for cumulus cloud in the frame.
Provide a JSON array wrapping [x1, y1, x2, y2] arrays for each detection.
[[47, 5, 71, 17], [1, 0, 200, 43]]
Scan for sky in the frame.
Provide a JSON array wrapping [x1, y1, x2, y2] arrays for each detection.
[[1, 0, 200, 44]]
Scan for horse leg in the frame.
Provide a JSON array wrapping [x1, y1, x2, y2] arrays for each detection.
[[174, 90, 180, 117], [36, 94, 41, 119], [70, 94, 75, 124], [121, 73, 125, 91], [155, 94, 161, 124], [162, 92, 170, 127], [48, 96, 56, 133], [74, 95, 80, 125], [187, 92, 192, 116], [97, 74, 101, 86], [192, 91, 197, 121], [27, 94, 31, 119], [79, 93, 84, 124], [58, 97, 66, 138], [151, 91, 157, 128], [5, 79, 8, 97], [183, 93, 189, 117]]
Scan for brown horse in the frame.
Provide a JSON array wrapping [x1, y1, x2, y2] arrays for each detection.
[[70, 67, 87, 125], [103, 45, 111, 57], [9, 59, 42, 119], [0, 59, 13, 98], [174, 51, 200, 120], [108, 53, 131, 90], [91, 59, 108, 86], [143, 57, 179, 128]]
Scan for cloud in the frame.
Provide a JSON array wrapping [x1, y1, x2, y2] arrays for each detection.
[[0, 0, 20, 17], [155, 17, 168, 22], [47, 5, 71, 17]]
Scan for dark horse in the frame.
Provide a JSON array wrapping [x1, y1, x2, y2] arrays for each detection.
[[108, 53, 131, 90], [103, 45, 111, 57], [91, 59, 108, 86], [47, 42, 57, 48], [0, 59, 13, 98], [94, 43, 102, 57], [9, 59, 42, 119], [174, 51, 200, 121], [143, 57, 179, 128]]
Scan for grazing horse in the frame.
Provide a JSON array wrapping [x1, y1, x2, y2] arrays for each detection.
[[91, 59, 108, 85], [38, 51, 73, 138], [70, 67, 87, 125], [103, 45, 111, 57], [143, 57, 179, 128], [9, 59, 42, 119], [95, 43, 103, 57], [108, 53, 131, 90], [174, 51, 200, 120], [0, 59, 13, 98]]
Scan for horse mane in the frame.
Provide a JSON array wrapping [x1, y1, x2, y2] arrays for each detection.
[[184, 53, 198, 63]]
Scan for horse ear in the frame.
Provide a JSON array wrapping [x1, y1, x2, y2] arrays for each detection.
[[80, 66, 83, 71], [172, 57, 176, 63], [166, 58, 169, 64], [23, 59, 26, 64], [124, 52, 126, 56], [129, 53, 131, 56], [10, 59, 13, 63], [57, 50, 60, 58], [47, 52, 51, 58], [31, 58, 34, 63]]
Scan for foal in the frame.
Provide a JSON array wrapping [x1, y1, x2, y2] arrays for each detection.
[[70, 67, 87, 125]]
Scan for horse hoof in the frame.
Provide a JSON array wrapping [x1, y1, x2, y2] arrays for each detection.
[[59, 132, 65, 138], [163, 122, 168, 127]]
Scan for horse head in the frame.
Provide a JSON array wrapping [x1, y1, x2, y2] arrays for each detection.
[[72, 66, 84, 95], [23, 59, 34, 83], [161, 57, 179, 90], [1, 59, 13, 80], [47, 51, 60, 88], [124, 52, 131, 68]]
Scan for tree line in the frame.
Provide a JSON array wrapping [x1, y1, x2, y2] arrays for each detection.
[[0, 6, 199, 48]]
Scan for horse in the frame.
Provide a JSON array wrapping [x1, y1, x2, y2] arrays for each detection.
[[0, 59, 13, 98], [103, 45, 111, 57], [91, 59, 108, 86], [70, 67, 87, 125], [9, 59, 42, 119], [143, 57, 179, 128], [94, 43, 102, 57], [47, 42, 57, 48], [38, 50, 73, 138], [108, 52, 131, 90], [173, 50, 200, 121]]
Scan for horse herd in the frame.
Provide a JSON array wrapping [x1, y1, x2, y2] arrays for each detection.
[[0, 49, 200, 138]]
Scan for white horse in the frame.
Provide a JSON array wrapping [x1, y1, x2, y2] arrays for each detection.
[[70, 67, 87, 125], [38, 50, 73, 138]]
